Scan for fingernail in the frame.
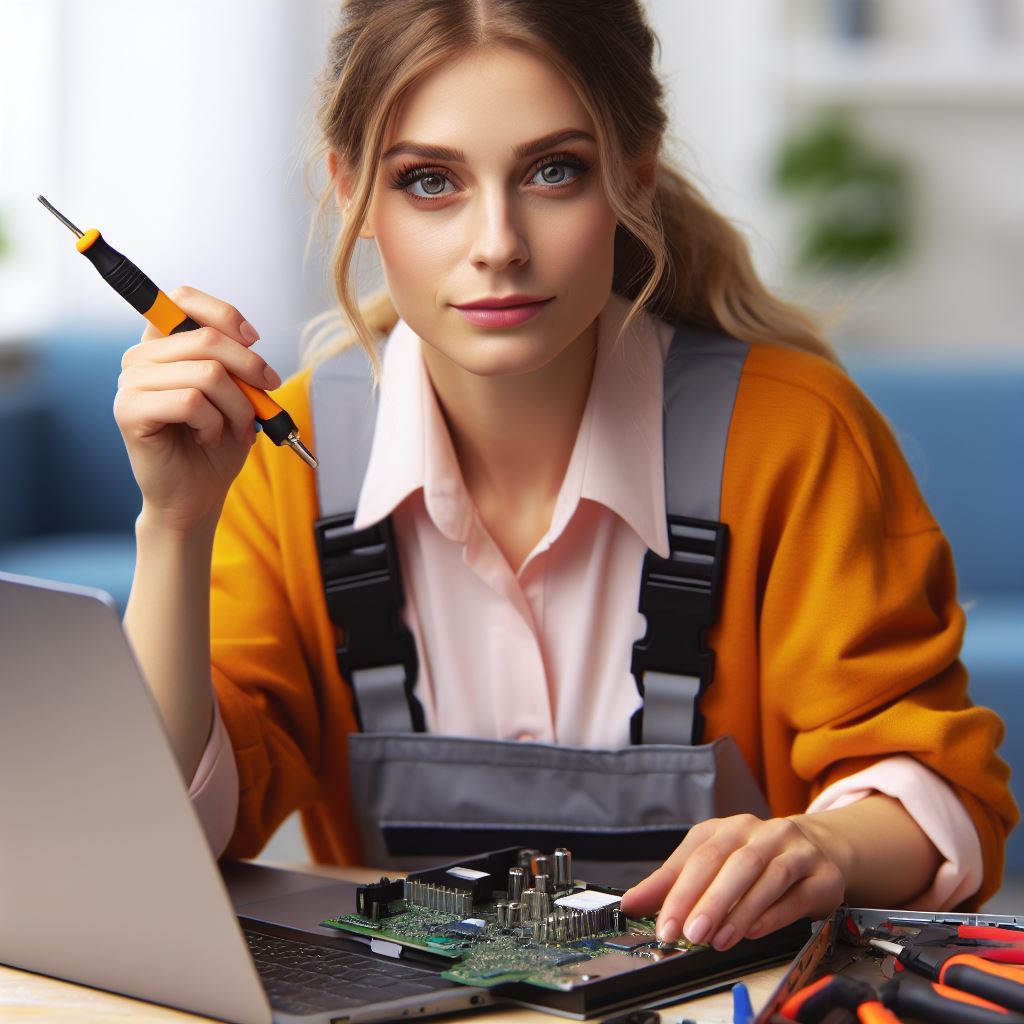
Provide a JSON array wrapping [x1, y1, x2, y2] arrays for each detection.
[[264, 365, 282, 389], [712, 923, 735, 950], [683, 913, 711, 945], [240, 321, 260, 344], [656, 917, 678, 943]]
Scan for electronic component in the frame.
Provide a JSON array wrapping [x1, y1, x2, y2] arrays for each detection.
[[355, 876, 405, 920], [533, 854, 552, 884], [446, 919, 488, 938], [553, 847, 573, 889], [411, 864, 494, 904], [405, 879, 473, 915], [603, 933, 661, 952], [507, 866, 526, 902], [322, 845, 702, 1001], [320, 847, 811, 1017], [555, 890, 622, 912]]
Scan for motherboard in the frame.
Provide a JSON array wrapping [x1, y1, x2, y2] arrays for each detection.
[[320, 846, 810, 1016]]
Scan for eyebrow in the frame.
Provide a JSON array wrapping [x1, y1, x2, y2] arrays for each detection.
[[382, 129, 595, 163]]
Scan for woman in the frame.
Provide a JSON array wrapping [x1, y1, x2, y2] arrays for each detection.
[[115, 0, 1016, 952]]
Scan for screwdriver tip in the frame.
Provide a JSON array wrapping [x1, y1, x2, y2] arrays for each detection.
[[286, 435, 319, 469], [37, 195, 83, 237]]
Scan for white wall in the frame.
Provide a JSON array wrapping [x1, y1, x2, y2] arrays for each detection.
[[646, 0, 1024, 356], [1, 0, 338, 376]]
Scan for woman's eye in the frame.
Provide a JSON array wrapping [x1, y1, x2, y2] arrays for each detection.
[[408, 172, 454, 199], [530, 161, 584, 187]]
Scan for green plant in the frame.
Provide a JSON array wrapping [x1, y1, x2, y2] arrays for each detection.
[[772, 109, 911, 273]]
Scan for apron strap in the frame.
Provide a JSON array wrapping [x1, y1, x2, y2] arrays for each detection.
[[630, 324, 749, 746], [311, 344, 424, 733]]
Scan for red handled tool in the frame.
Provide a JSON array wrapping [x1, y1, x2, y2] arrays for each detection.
[[873, 922, 1024, 964], [38, 196, 317, 469], [779, 973, 901, 1023], [879, 975, 1024, 1024], [871, 937, 1024, 1013]]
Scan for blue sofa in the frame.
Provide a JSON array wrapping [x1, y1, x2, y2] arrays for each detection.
[[1, 330, 1020, 865], [0, 330, 140, 609]]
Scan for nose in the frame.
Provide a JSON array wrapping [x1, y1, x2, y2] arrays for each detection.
[[467, 188, 528, 271]]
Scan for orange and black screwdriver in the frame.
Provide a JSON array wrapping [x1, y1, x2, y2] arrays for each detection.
[[37, 196, 317, 469]]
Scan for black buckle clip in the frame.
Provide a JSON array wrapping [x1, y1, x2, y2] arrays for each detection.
[[313, 512, 424, 732], [630, 515, 728, 745]]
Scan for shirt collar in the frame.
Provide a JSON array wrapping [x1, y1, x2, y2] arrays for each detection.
[[354, 292, 672, 558], [555, 291, 671, 557]]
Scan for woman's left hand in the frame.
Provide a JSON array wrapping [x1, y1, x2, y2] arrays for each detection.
[[619, 813, 846, 950]]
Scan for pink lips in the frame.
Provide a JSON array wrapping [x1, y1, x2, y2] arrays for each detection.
[[453, 295, 553, 328]]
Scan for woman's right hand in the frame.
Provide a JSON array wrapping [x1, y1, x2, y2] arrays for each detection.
[[114, 285, 282, 535]]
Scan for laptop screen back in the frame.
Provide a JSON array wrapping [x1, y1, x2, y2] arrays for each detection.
[[0, 573, 271, 1024]]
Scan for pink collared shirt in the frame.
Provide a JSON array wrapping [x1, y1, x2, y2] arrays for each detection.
[[191, 293, 981, 907]]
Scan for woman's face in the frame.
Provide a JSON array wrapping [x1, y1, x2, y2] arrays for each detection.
[[358, 44, 619, 378]]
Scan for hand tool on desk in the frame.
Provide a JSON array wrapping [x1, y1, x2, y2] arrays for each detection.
[[879, 975, 1024, 1024], [37, 196, 317, 469], [778, 973, 901, 1023], [871, 937, 1024, 1013], [871, 923, 1024, 963]]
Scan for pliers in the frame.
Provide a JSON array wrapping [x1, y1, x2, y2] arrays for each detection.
[[871, 937, 1024, 1014], [779, 973, 902, 1022], [872, 922, 1024, 965], [779, 969, 1024, 1024]]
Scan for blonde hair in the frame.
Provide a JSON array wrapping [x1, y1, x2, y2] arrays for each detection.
[[304, 0, 835, 373]]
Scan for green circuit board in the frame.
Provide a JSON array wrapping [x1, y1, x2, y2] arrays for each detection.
[[319, 846, 701, 992]]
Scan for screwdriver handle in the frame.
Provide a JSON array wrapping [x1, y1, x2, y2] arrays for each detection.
[[960, 927, 1024, 943], [882, 976, 1024, 1024], [76, 229, 298, 446], [941, 955, 1024, 1014], [856, 1002, 901, 1024], [169, 315, 297, 445]]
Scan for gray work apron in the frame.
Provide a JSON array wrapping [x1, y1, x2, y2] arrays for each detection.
[[312, 319, 768, 876]]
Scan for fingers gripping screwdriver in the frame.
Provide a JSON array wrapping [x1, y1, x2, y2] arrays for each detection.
[[38, 196, 317, 469]]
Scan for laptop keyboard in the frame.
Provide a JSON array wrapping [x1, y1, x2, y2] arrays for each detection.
[[244, 928, 456, 1016]]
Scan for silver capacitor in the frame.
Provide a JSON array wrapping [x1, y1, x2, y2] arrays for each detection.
[[495, 900, 509, 929], [520, 888, 538, 921], [507, 901, 522, 927], [536, 891, 551, 918], [532, 855, 551, 884], [534, 873, 550, 894], [553, 848, 572, 889], [507, 866, 526, 902]]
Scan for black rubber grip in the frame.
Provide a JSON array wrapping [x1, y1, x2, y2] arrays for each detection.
[[946, 963, 1024, 1014], [81, 236, 159, 316], [258, 408, 298, 444], [882, 978, 1024, 1024], [171, 315, 202, 334]]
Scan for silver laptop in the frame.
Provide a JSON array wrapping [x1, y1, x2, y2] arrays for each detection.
[[0, 572, 491, 1024]]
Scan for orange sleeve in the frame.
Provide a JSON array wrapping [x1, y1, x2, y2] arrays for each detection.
[[209, 369, 363, 863], [707, 345, 1018, 908]]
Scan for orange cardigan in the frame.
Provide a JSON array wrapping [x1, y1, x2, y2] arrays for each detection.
[[209, 340, 1017, 907]]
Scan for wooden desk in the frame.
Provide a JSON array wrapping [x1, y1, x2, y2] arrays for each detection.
[[0, 862, 792, 1024]]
